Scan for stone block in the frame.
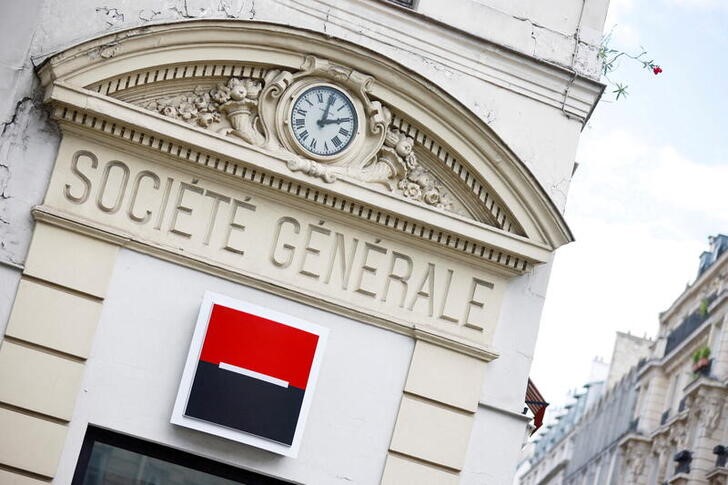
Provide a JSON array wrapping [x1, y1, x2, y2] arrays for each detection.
[[0, 407, 66, 478], [0, 341, 84, 421], [381, 453, 458, 485], [390, 394, 474, 470], [6, 278, 101, 358], [405, 340, 484, 412], [23, 223, 117, 298]]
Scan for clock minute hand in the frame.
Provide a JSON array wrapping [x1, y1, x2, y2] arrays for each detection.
[[321, 117, 350, 125], [317, 95, 336, 127]]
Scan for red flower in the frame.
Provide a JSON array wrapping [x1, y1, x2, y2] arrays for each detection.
[[652, 66, 663, 75]]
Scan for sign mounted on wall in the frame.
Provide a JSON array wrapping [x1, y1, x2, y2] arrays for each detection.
[[172, 292, 329, 457]]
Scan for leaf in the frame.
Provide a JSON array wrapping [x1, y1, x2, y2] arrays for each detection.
[[613, 84, 629, 100]]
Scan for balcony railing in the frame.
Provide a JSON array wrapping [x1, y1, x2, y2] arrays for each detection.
[[715, 445, 727, 467], [664, 293, 716, 356], [674, 449, 692, 474]]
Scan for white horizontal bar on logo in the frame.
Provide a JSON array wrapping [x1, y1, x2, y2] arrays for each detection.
[[218, 362, 289, 388]]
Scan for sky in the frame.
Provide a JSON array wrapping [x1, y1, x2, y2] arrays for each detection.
[[529, 0, 728, 413]]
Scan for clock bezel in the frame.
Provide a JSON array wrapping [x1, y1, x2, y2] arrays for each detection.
[[283, 81, 363, 162]]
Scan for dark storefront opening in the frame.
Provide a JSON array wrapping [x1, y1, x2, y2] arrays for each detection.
[[72, 426, 293, 485]]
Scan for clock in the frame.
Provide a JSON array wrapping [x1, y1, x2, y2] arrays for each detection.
[[289, 85, 358, 158]]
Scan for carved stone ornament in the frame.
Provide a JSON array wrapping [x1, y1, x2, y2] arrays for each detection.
[[669, 419, 689, 450], [707, 470, 728, 485], [136, 56, 457, 214], [693, 389, 727, 439], [623, 440, 650, 485], [652, 434, 669, 456], [650, 435, 672, 484]]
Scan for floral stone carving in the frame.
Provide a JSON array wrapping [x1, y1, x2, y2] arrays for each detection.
[[210, 77, 265, 146], [136, 66, 457, 214], [140, 88, 221, 128], [381, 127, 454, 211], [139, 77, 266, 146]]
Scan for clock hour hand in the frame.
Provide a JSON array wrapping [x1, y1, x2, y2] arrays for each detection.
[[317, 95, 336, 127]]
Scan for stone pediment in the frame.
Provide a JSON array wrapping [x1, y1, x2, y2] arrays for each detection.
[[108, 58, 475, 221], [37, 21, 572, 276]]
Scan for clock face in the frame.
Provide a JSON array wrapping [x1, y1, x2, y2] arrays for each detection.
[[290, 85, 358, 157]]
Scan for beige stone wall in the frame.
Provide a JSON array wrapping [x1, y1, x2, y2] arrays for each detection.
[[606, 332, 652, 390], [0, 223, 117, 482], [382, 341, 485, 482]]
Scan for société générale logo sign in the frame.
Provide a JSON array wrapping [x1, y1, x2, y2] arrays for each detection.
[[172, 292, 328, 456]]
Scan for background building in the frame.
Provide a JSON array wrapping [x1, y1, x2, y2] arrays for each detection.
[[517, 333, 652, 485], [621, 234, 728, 485], [518, 236, 728, 485], [0, 1, 608, 483]]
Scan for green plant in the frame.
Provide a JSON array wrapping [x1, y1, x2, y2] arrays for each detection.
[[692, 346, 711, 363], [699, 346, 711, 360], [699, 298, 710, 317], [598, 31, 662, 101]]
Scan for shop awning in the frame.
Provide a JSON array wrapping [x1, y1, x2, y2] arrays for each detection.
[[525, 378, 549, 435]]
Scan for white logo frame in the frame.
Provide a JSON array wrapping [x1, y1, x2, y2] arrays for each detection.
[[171, 291, 329, 457]]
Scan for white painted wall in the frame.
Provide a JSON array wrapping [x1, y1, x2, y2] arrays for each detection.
[[54, 249, 414, 485], [417, 0, 608, 76], [462, 261, 554, 482], [481, 262, 554, 412], [462, 404, 533, 484]]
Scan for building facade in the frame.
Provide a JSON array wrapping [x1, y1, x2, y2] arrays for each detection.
[[621, 235, 728, 485], [563, 365, 643, 485], [0, 1, 608, 483], [517, 333, 652, 485]]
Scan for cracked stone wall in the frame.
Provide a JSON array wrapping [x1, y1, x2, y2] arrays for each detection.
[[0, 0, 52, 336], [0, 0, 608, 276]]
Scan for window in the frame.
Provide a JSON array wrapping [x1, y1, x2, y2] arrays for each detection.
[[72, 426, 292, 485]]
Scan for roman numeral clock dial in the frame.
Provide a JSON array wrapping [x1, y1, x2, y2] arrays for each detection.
[[289, 85, 358, 158]]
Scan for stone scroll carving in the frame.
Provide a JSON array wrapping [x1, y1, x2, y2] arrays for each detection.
[[136, 56, 457, 214], [282, 113, 454, 212]]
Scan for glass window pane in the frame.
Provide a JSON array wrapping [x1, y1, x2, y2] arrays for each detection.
[[73, 427, 291, 485], [82, 442, 244, 485]]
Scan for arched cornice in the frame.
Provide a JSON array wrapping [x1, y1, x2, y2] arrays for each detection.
[[38, 20, 572, 275]]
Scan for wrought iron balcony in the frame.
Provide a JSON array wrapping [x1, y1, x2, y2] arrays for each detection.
[[674, 449, 693, 474], [715, 445, 727, 467], [664, 293, 716, 356]]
